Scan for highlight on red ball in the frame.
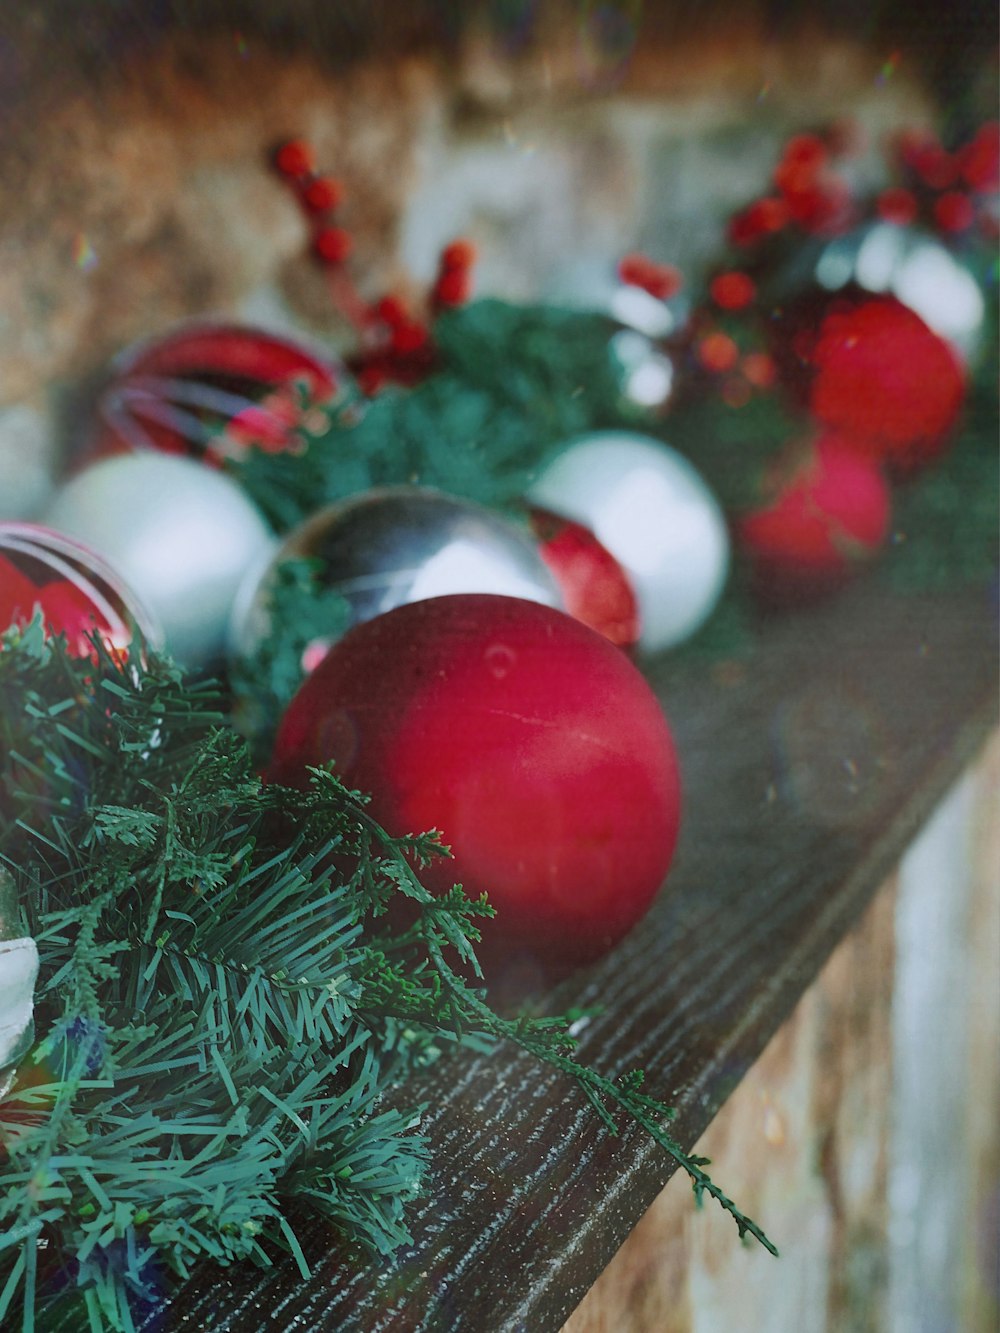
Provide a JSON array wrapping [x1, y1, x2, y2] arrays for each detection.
[[268, 594, 681, 975]]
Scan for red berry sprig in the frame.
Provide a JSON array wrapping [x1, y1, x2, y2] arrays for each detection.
[[618, 252, 683, 301], [272, 137, 479, 394]]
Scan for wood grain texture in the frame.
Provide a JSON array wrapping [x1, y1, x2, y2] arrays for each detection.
[[563, 730, 1000, 1333], [51, 573, 987, 1333]]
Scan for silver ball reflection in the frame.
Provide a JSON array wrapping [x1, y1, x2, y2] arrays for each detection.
[[231, 486, 564, 665]]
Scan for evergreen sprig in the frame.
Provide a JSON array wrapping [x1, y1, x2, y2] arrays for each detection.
[[0, 625, 774, 1333]]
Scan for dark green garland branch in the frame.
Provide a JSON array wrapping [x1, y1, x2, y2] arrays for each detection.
[[339, 787, 778, 1257]]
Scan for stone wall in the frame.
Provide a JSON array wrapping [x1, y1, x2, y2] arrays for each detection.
[[0, 4, 990, 514]]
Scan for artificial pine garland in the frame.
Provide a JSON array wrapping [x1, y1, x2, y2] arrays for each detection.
[[0, 621, 774, 1333]]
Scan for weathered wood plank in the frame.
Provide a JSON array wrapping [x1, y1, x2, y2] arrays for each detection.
[[563, 732, 1000, 1333]]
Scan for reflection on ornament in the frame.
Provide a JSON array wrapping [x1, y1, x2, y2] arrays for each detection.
[[0, 522, 160, 656], [609, 330, 675, 409], [735, 431, 891, 601], [231, 487, 562, 666], [526, 432, 729, 653], [269, 594, 681, 972], [89, 322, 348, 465], [45, 455, 275, 669], [814, 222, 986, 362], [528, 507, 639, 647]]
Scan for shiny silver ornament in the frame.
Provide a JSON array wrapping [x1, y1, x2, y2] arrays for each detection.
[[801, 222, 985, 363], [527, 431, 729, 654], [231, 486, 563, 665], [45, 454, 275, 669]]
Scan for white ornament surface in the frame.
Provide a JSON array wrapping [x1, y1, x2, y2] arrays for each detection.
[[528, 431, 730, 653], [45, 454, 276, 668], [0, 937, 38, 1073]]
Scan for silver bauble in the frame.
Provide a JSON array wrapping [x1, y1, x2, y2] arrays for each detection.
[[800, 222, 985, 363], [527, 431, 729, 654], [45, 454, 275, 669], [231, 486, 563, 666]]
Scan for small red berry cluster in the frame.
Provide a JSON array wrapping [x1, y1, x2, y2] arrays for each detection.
[[879, 122, 999, 237], [273, 137, 478, 394], [725, 120, 998, 249]]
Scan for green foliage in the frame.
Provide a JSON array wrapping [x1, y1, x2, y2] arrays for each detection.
[[0, 626, 774, 1332], [231, 300, 632, 533]]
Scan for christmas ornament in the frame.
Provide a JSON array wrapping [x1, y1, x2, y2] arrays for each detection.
[[0, 521, 160, 656], [268, 594, 681, 970], [528, 507, 639, 647], [526, 432, 730, 653], [809, 296, 966, 471], [0, 872, 37, 1102], [735, 431, 891, 600], [89, 321, 347, 465], [231, 486, 563, 668], [45, 454, 275, 669], [810, 222, 987, 363]]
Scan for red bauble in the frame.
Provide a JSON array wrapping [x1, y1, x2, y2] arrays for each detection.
[[736, 432, 891, 601], [90, 322, 345, 465], [0, 523, 158, 657], [269, 594, 681, 970], [809, 296, 966, 470], [528, 507, 639, 648]]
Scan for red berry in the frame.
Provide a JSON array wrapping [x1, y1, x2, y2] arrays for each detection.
[[727, 197, 789, 246], [375, 295, 409, 327], [434, 268, 472, 307], [709, 271, 756, 311], [933, 190, 976, 234], [440, 239, 478, 270], [742, 351, 776, 389], [959, 122, 1000, 192], [809, 296, 966, 470], [269, 595, 681, 971], [274, 139, 315, 179], [876, 187, 918, 225], [391, 321, 430, 354], [697, 331, 739, 373], [301, 176, 344, 214], [313, 226, 353, 265], [643, 263, 683, 301]]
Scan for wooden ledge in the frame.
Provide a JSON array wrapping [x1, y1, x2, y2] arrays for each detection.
[[112, 573, 997, 1332]]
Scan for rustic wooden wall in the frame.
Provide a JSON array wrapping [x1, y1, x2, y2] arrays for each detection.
[[563, 730, 1000, 1333]]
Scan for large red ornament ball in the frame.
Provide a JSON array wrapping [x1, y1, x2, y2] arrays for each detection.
[[269, 594, 681, 970], [808, 296, 966, 470], [88, 321, 346, 465], [735, 432, 891, 601]]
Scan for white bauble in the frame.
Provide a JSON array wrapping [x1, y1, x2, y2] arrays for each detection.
[[0, 937, 38, 1097], [527, 432, 729, 653], [45, 454, 275, 668]]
